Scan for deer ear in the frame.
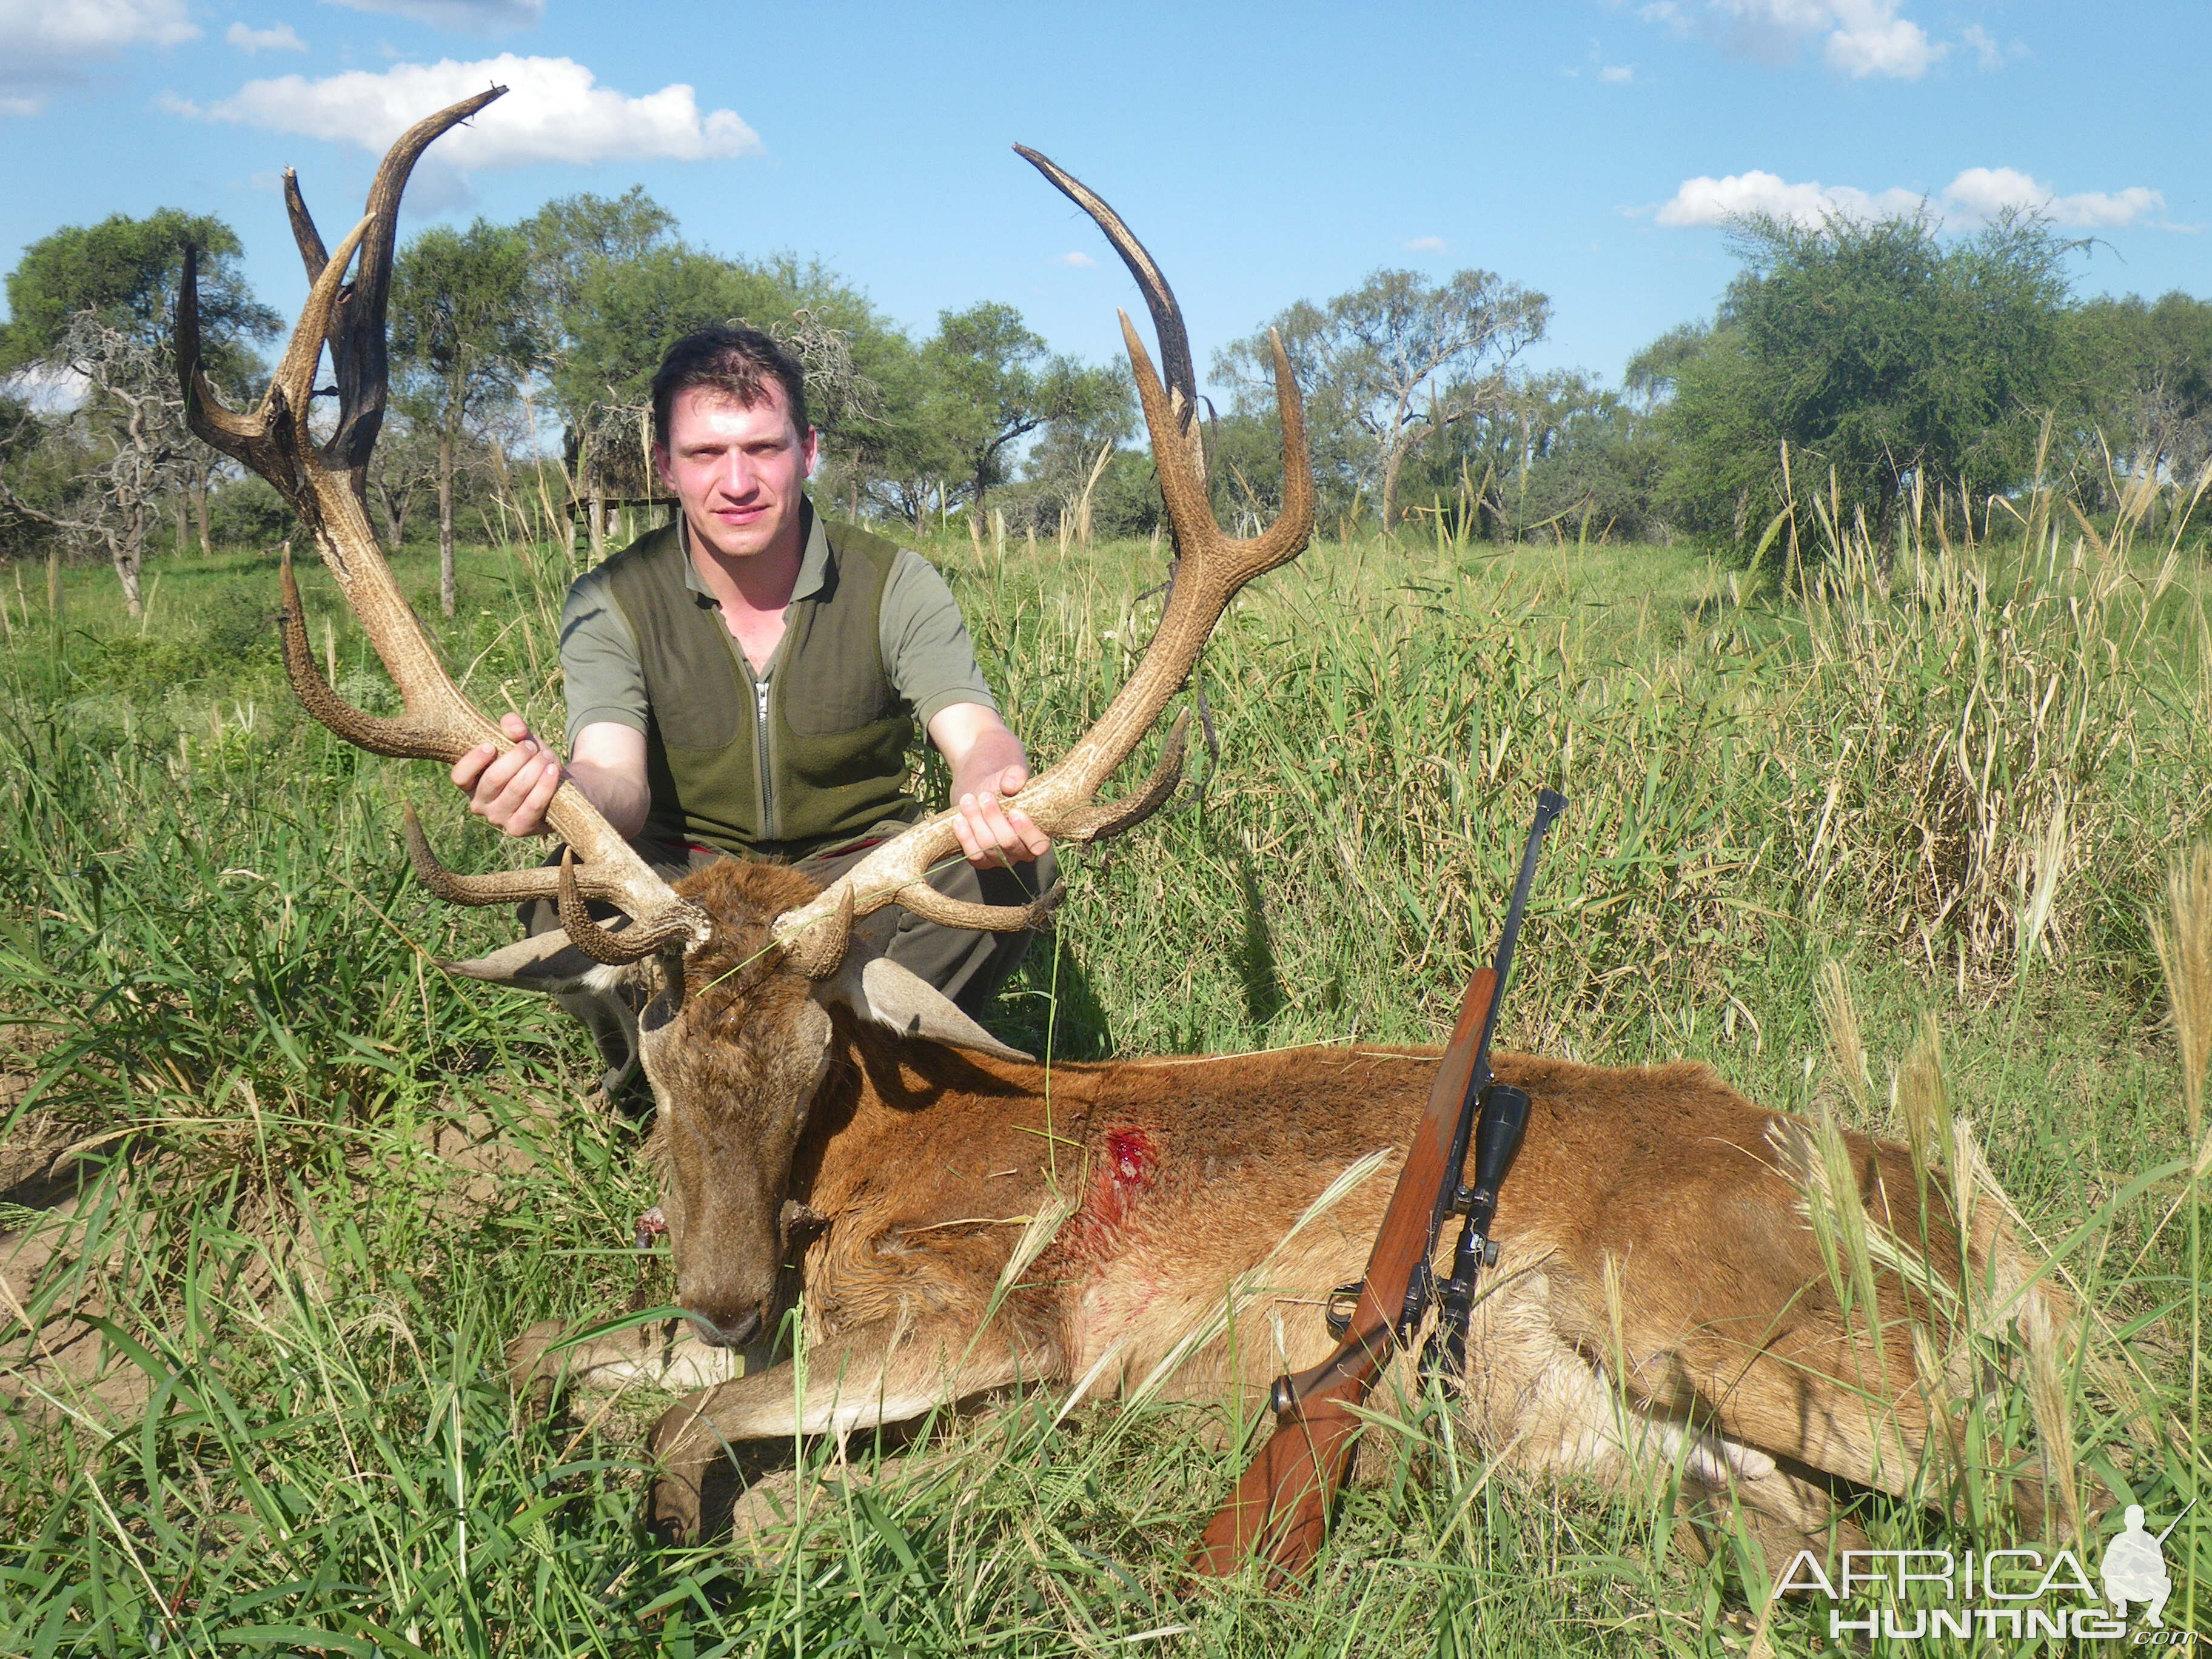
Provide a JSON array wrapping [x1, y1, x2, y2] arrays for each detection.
[[444, 932, 639, 996], [815, 953, 1033, 1062]]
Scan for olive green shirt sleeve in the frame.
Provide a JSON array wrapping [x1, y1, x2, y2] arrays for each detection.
[[560, 565, 649, 749], [879, 548, 999, 726]]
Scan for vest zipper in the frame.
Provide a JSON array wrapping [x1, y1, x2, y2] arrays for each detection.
[[755, 671, 776, 841]]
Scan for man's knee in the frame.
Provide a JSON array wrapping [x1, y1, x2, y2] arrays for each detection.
[[885, 848, 1058, 1016]]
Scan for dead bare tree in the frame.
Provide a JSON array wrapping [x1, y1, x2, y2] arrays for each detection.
[[0, 313, 199, 616]]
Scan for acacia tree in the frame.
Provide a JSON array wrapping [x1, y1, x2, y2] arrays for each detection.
[[1218, 268, 1549, 529], [925, 301, 1124, 520], [390, 219, 536, 615], [0, 209, 275, 580], [1654, 209, 2073, 557], [2066, 291, 2212, 499], [0, 313, 197, 614]]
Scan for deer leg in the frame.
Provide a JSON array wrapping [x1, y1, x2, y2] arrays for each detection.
[[646, 1310, 1051, 1540], [506, 1316, 763, 1406]]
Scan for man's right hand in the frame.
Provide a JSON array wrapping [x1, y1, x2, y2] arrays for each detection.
[[452, 711, 566, 838]]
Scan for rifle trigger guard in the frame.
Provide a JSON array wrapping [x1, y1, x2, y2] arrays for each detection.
[[1322, 1280, 1363, 1341]]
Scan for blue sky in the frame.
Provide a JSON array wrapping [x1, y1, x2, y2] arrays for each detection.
[[2, 0, 2204, 395]]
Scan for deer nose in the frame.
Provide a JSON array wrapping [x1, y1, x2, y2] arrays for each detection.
[[688, 1304, 762, 1349]]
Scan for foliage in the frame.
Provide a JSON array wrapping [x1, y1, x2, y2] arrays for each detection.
[[1, 501, 2207, 1651], [1216, 267, 1549, 529], [2065, 290, 2212, 498], [390, 220, 538, 615], [922, 300, 1128, 515], [1651, 209, 2074, 557], [204, 474, 295, 553], [0, 208, 276, 388]]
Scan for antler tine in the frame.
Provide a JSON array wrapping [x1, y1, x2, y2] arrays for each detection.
[[1123, 313, 1313, 583], [1012, 145, 1198, 446], [315, 88, 507, 493], [399, 802, 643, 908], [175, 245, 267, 455], [768, 155, 1314, 973], [196, 96, 709, 965], [281, 168, 330, 286]]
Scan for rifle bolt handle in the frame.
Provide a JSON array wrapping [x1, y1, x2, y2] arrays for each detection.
[[1269, 1373, 1295, 1416]]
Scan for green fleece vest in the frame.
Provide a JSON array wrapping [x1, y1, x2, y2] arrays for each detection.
[[602, 513, 917, 857]]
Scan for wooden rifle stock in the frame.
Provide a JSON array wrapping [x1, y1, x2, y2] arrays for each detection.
[[1191, 966, 1498, 1580]]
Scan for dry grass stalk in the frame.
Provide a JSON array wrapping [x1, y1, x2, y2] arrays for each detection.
[[2020, 1265, 2079, 1535], [2149, 843, 2212, 1145], [1072, 441, 1113, 549], [2014, 796, 2069, 965], [1895, 1012, 1952, 1193], [1814, 960, 1873, 1117]]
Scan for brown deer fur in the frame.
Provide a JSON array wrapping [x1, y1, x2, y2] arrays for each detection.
[[509, 858, 2062, 1560]]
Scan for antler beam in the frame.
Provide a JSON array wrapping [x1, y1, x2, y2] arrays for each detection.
[[768, 150, 1314, 973], [178, 90, 708, 964]]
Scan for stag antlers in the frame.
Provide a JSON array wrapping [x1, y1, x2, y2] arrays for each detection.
[[176, 91, 707, 965], [768, 148, 1315, 974], [183, 99, 1310, 976]]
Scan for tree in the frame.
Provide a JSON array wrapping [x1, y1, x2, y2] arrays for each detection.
[[364, 415, 444, 549], [924, 301, 1123, 518], [2065, 291, 2212, 498], [2, 210, 278, 561], [1217, 268, 1549, 529], [520, 187, 680, 530], [0, 209, 276, 380], [390, 219, 537, 615], [1654, 209, 2073, 557], [0, 313, 196, 614]]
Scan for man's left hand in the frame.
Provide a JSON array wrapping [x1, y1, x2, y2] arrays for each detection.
[[951, 761, 1050, 869]]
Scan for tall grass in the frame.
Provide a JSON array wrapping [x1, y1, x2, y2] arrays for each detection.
[[1, 468, 2207, 1653]]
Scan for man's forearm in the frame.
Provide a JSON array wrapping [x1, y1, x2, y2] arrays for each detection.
[[567, 759, 650, 841], [565, 721, 653, 842], [926, 702, 1049, 865]]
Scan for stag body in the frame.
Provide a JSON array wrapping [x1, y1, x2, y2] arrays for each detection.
[[512, 857, 2054, 1555]]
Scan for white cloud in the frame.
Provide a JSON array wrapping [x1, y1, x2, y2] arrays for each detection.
[[1960, 22, 2001, 71], [1652, 165, 2168, 230], [1943, 166, 2163, 229], [1404, 235, 1447, 252], [321, 0, 542, 33], [1600, 63, 1635, 82], [1050, 250, 1096, 268], [1654, 169, 1921, 227], [228, 20, 307, 53], [172, 54, 763, 170], [1635, 0, 1948, 79], [0, 0, 198, 113], [1818, 2, 1942, 77]]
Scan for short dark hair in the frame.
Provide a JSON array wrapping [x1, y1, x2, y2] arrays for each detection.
[[651, 326, 809, 449]]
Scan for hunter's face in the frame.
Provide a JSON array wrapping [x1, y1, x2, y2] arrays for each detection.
[[655, 382, 818, 565]]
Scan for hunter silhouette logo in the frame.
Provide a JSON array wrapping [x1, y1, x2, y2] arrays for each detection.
[[2103, 1501, 2191, 1629], [1771, 1503, 2199, 1644]]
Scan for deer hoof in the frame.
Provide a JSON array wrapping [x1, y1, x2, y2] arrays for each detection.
[[647, 1397, 742, 1543]]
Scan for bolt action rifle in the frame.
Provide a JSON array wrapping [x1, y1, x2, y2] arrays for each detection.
[[1191, 786, 1566, 1581]]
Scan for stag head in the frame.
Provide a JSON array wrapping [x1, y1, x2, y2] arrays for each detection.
[[197, 104, 1313, 1344]]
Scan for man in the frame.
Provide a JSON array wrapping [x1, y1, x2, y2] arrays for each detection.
[[452, 326, 1054, 1045]]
